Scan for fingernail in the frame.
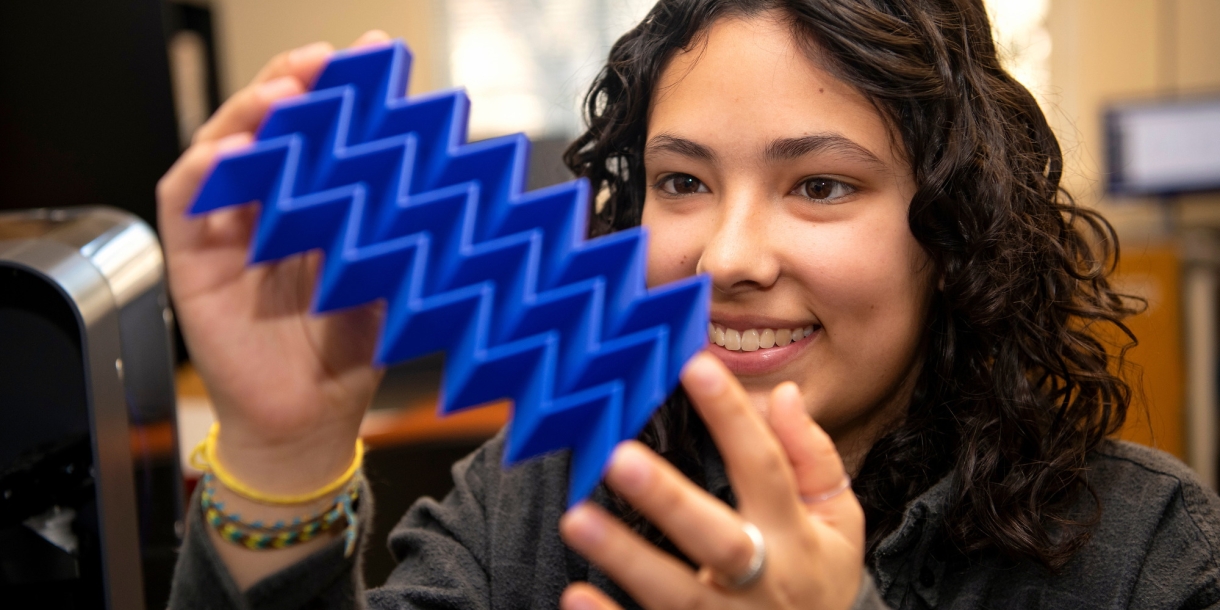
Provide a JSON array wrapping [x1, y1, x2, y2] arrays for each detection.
[[214, 133, 250, 152], [776, 381, 801, 405], [562, 505, 605, 547], [258, 76, 299, 99], [357, 30, 390, 43], [563, 592, 597, 610], [289, 41, 331, 65], [683, 353, 725, 395], [609, 444, 650, 495]]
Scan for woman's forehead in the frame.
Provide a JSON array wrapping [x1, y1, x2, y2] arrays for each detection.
[[647, 13, 900, 170]]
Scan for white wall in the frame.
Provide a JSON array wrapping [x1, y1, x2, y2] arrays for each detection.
[[1048, 0, 1220, 231], [210, 0, 446, 97]]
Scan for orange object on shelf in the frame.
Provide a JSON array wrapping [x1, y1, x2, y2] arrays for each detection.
[[130, 421, 178, 462], [1107, 244, 1185, 460]]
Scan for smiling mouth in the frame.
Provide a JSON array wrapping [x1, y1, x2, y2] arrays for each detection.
[[708, 323, 818, 352]]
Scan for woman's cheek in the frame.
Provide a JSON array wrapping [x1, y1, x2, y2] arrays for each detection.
[[643, 209, 705, 286], [822, 215, 929, 318], [798, 227, 931, 416]]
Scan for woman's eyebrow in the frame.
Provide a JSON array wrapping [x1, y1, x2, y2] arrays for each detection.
[[645, 134, 718, 162], [765, 134, 887, 169], [644, 133, 887, 170]]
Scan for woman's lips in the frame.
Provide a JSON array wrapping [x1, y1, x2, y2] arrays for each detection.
[[707, 323, 820, 375]]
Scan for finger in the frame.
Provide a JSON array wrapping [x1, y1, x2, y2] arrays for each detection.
[[251, 41, 333, 86], [767, 383, 852, 512], [680, 352, 801, 522], [561, 583, 624, 610], [604, 441, 759, 580], [560, 503, 710, 610], [192, 75, 305, 144], [349, 29, 392, 48], [193, 40, 332, 144], [157, 133, 254, 248]]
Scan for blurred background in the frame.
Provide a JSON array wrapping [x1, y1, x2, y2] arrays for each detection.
[[1, 0, 1219, 598]]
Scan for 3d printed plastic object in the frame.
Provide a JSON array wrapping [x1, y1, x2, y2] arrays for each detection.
[[189, 40, 711, 505]]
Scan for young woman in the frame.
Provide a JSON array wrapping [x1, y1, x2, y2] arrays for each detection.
[[162, 1, 1220, 608]]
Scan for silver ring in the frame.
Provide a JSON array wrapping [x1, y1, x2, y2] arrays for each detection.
[[800, 474, 852, 505], [716, 521, 767, 590]]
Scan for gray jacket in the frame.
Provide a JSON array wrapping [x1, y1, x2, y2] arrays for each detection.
[[169, 434, 1220, 609]]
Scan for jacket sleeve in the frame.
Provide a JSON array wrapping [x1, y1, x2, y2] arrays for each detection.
[[363, 435, 503, 610], [168, 433, 514, 610], [167, 478, 371, 610], [1129, 473, 1220, 609], [367, 429, 578, 609]]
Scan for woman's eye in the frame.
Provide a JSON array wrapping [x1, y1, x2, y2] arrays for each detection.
[[657, 174, 708, 196], [794, 177, 855, 201]]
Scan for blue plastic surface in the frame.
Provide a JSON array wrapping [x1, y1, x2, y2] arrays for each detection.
[[189, 40, 711, 505]]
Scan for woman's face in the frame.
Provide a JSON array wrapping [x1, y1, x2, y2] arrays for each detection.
[[642, 13, 934, 460]]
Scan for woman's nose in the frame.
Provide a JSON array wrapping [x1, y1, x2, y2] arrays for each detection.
[[695, 198, 781, 295]]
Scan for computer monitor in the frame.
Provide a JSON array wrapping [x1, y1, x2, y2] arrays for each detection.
[[1106, 96, 1220, 196]]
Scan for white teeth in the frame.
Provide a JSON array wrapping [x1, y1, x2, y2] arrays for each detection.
[[759, 329, 775, 349], [708, 324, 817, 352], [776, 328, 792, 346], [724, 328, 742, 350], [741, 329, 759, 351]]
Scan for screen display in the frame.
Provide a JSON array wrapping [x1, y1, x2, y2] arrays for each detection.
[[1106, 97, 1220, 196]]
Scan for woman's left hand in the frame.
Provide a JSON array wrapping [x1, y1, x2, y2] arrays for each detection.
[[558, 352, 866, 610]]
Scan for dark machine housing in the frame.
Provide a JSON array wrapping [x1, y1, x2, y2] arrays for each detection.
[[0, 207, 182, 610]]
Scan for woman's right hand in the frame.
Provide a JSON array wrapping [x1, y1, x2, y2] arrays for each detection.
[[156, 31, 392, 495]]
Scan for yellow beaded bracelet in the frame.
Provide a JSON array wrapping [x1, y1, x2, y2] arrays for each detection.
[[190, 422, 364, 505]]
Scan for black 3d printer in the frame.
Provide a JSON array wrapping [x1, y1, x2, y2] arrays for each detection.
[[0, 0, 198, 606], [0, 207, 182, 609]]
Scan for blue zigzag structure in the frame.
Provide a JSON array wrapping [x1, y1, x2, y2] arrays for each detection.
[[190, 40, 711, 505]]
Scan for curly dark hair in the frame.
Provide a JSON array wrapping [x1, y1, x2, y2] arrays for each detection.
[[564, 0, 1143, 570]]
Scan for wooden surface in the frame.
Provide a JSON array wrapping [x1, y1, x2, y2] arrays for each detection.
[[360, 397, 509, 449]]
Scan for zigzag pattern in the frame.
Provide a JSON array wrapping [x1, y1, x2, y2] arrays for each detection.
[[190, 41, 710, 504]]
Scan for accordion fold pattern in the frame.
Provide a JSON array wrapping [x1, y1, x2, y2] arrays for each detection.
[[189, 41, 711, 505]]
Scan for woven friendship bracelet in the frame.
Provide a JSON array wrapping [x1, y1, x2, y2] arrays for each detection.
[[189, 422, 364, 505], [200, 470, 364, 557], [200, 471, 359, 533]]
